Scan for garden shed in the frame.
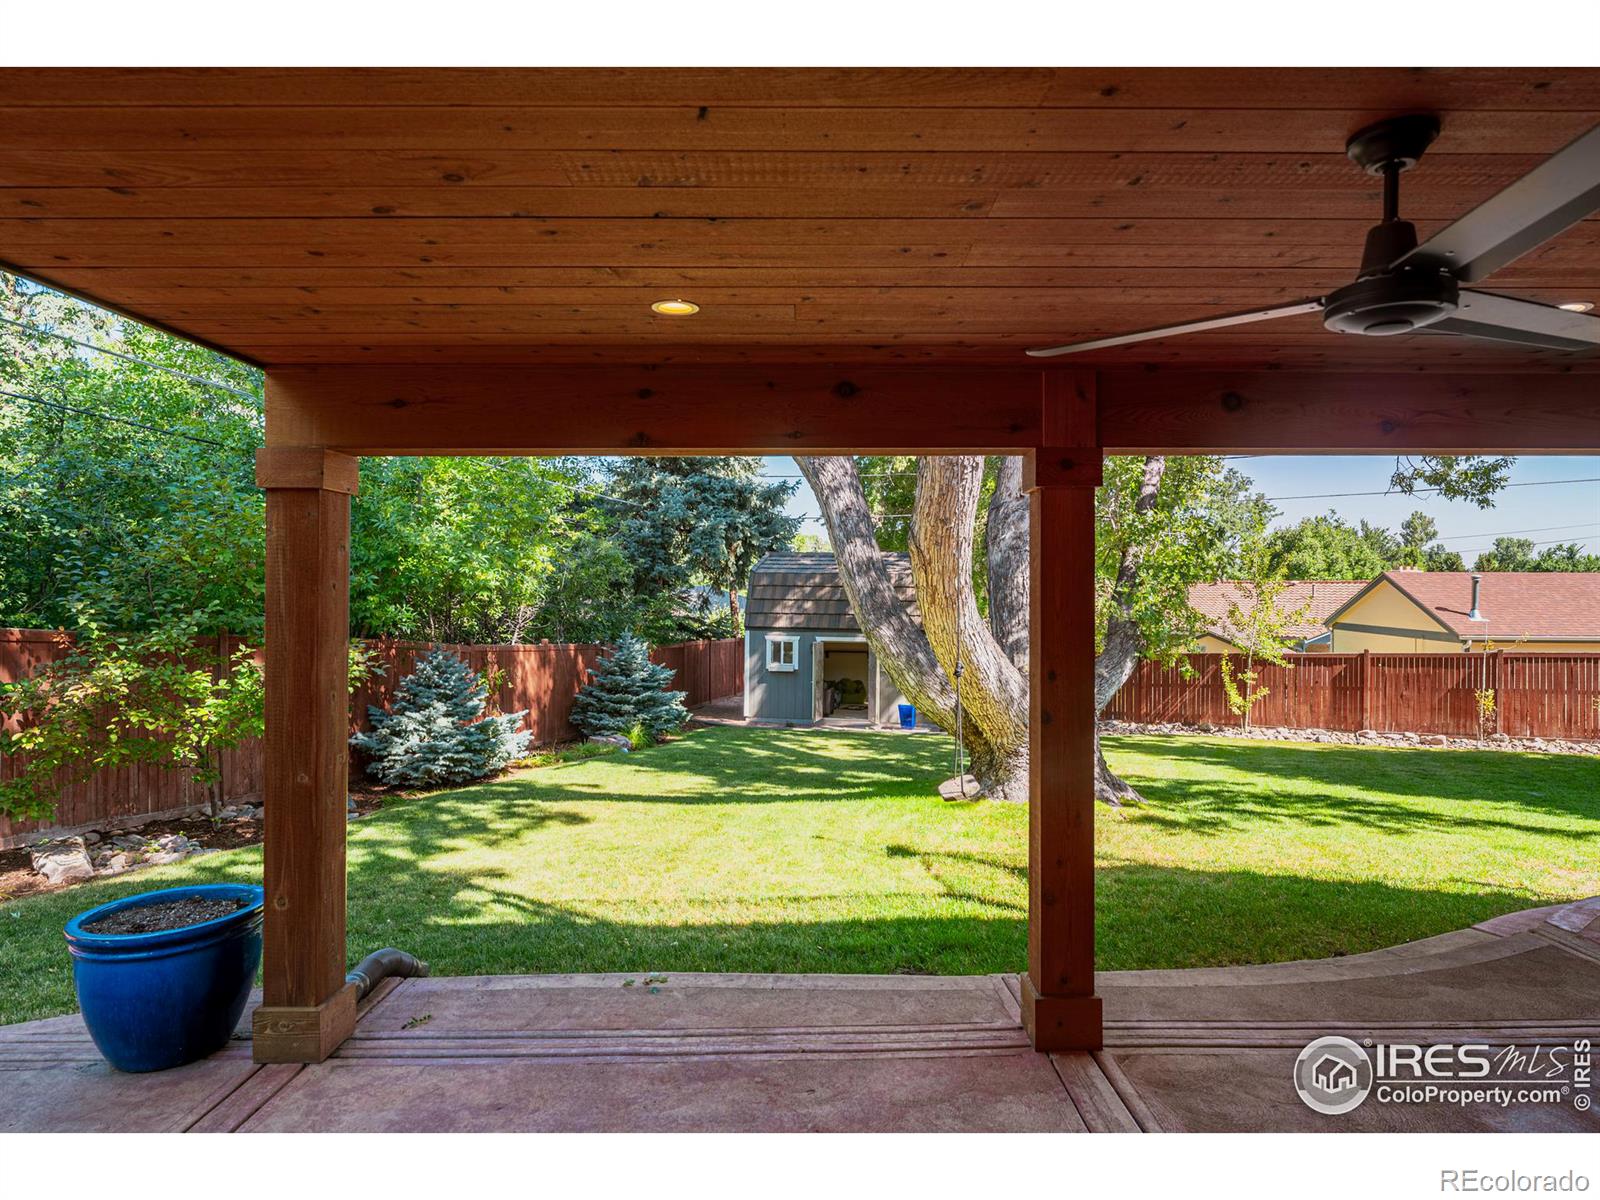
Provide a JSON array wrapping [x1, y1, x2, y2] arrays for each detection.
[[743, 553, 926, 727]]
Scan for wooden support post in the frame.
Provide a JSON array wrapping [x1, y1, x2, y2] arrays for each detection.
[[251, 447, 359, 1064], [1020, 373, 1104, 1052]]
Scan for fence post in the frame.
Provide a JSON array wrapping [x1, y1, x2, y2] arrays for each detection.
[[1358, 650, 1372, 730], [1491, 650, 1503, 738]]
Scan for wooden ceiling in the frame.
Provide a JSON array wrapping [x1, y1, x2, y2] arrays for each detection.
[[2, 67, 1599, 371]]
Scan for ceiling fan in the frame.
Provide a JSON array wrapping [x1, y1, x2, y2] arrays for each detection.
[[1027, 114, 1600, 357]]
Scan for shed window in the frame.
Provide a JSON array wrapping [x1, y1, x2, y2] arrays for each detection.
[[765, 634, 799, 672]]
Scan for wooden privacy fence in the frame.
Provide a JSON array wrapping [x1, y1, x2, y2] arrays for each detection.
[[0, 631, 743, 847], [1105, 651, 1600, 741]]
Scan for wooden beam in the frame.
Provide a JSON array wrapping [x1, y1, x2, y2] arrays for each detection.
[[267, 364, 1600, 456], [1097, 369, 1600, 454], [266, 366, 1047, 455], [1020, 375, 1103, 1052], [251, 448, 356, 1064]]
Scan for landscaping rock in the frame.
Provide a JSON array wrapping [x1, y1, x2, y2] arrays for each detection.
[[30, 837, 96, 886], [82, 831, 101, 845], [111, 834, 146, 851], [1097, 717, 1597, 758]]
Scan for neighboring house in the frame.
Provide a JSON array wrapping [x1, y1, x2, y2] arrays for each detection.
[[1187, 580, 1366, 654], [743, 552, 923, 726], [1324, 570, 1600, 653]]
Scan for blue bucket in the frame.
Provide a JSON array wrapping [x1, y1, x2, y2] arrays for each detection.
[[64, 883, 264, 1073], [897, 703, 917, 730]]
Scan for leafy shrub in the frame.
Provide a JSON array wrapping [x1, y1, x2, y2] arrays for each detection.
[[350, 649, 531, 787], [0, 614, 263, 821], [569, 633, 688, 740]]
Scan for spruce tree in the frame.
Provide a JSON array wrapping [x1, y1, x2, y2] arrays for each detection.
[[570, 633, 689, 740], [351, 649, 531, 786]]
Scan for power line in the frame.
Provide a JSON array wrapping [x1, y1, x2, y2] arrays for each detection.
[[1435, 521, 1600, 543], [0, 315, 262, 402], [764, 454, 1259, 480], [1263, 476, 1600, 502], [1454, 535, 1600, 555], [0, 387, 253, 453]]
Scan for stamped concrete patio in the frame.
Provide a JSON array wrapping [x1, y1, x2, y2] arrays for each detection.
[[5, 897, 1596, 1133]]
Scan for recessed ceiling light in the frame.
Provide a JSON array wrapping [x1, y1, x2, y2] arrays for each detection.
[[1558, 301, 1595, 313], [651, 298, 700, 316]]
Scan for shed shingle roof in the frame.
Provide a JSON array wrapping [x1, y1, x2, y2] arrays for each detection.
[[747, 552, 918, 631]]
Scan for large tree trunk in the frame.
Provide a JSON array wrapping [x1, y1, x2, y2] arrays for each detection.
[[798, 453, 1170, 807], [910, 457, 1029, 801], [798, 455, 1028, 800]]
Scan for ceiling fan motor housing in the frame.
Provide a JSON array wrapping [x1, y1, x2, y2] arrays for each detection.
[[1322, 270, 1461, 336]]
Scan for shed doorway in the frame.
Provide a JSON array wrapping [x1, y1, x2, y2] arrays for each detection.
[[813, 637, 875, 724]]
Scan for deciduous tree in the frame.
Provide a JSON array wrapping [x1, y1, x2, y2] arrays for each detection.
[[797, 454, 1267, 803]]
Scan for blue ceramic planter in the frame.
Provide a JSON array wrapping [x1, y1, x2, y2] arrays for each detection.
[[64, 883, 264, 1073]]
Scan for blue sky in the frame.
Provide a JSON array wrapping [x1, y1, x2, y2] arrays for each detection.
[[759, 455, 1600, 561]]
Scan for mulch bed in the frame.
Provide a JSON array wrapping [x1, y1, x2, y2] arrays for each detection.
[[81, 895, 247, 935]]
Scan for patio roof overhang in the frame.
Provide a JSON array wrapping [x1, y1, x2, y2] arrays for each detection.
[[3, 67, 1599, 379], [5, 67, 1597, 1065]]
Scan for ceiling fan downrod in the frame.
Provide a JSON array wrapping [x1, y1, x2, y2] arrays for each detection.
[[1323, 114, 1461, 336]]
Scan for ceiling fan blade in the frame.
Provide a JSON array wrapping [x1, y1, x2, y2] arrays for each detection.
[[1397, 122, 1600, 283], [1427, 289, 1600, 351], [1025, 299, 1324, 357]]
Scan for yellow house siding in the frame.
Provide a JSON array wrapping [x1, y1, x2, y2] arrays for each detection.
[[1193, 634, 1238, 653], [1331, 627, 1456, 653], [1328, 581, 1461, 653]]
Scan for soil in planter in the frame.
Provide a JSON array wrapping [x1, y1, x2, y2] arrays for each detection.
[[81, 896, 248, 935]]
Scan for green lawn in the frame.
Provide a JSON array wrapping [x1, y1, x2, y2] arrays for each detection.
[[3, 726, 1597, 1025]]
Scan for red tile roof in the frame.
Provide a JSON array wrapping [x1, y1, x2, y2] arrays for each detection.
[[1188, 580, 1367, 644], [1340, 571, 1600, 641]]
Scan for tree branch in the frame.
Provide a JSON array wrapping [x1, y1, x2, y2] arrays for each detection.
[[986, 456, 1030, 674]]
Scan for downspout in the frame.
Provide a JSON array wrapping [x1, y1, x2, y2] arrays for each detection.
[[346, 947, 431, 1001]]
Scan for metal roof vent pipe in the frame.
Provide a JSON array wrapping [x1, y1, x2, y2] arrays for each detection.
[[1468, 573, 1484, 623]]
